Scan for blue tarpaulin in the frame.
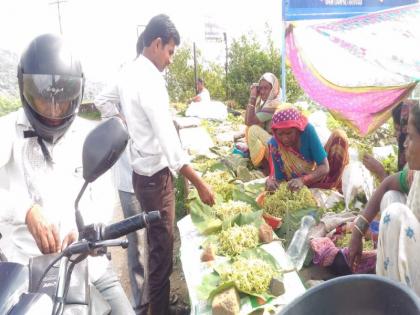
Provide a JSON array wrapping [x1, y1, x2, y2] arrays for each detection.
[[283, 0, 418, 20]]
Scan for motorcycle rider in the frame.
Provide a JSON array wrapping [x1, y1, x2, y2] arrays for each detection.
[[0, 33, 134, 313]]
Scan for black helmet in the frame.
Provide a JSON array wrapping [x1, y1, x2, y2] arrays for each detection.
[[18, 33, 84, 143]]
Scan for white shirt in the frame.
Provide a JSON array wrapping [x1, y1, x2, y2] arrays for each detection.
[[96, 55, 189, 177], [94, 95, 133, 193], [197, 88, 210, 102], [0, 109, 115, 280]]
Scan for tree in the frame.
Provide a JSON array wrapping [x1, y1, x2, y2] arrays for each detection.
[[227, 33, 303, 108], [167, 45, 195, 103], [167, 28, 304, 107], [167, 44, 225, 103]]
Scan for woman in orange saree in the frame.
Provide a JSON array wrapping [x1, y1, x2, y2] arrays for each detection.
[[266, 108, 349, 192]]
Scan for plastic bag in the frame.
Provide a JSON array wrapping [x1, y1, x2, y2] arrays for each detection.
[[341, 161, 375, 211]]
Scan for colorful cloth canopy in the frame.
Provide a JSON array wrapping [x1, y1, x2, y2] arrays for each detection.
[[286, 4, 420, 135]]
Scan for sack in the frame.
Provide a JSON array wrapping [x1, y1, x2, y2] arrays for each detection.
[[341, 162, 374, 211]]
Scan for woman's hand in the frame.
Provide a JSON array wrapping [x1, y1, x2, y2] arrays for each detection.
[[362, 154, 387, 181], [348, 230, 364, 272], [249, 83, 259, 98], [288, 178, 304, 191], [266, 177, 279, 192]]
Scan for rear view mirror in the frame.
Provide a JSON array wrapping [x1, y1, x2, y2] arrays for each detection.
[[76, 117, 129, 233], [82, 117, 128, 183]]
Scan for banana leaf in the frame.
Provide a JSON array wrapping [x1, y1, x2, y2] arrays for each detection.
[[189, 190, 224, 235], [221, 210, 264, 230], [189, 185, 263, 235], [198, 248, 281, 302], [275, 207, 323, 247], [232, 186, 261, 210]]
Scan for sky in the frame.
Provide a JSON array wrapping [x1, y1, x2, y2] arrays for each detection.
[[0, 0, 283, 81]]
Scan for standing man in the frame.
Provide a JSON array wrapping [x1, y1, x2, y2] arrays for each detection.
[[191, 78, 210, 103], [95, 31, 148, 315], [96, 14, 215, 315]]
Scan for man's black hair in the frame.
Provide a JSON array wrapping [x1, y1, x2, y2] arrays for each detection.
[[136, 31, 145, 57], [391, 102, 403, 124], [197, 78, 204, 84], [143, 14, 180, 47]]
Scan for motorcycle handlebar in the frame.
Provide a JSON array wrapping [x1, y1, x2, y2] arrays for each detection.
[[101, 211, 161, 240]]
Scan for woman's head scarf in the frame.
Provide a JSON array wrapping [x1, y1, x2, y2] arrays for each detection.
[[271, 108, 308, 133]]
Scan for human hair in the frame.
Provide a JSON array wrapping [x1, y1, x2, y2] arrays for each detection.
[[136, 31, 145, 57], [411, 100, 420, 134], [391, 102, 403, 124], [197, 78, 204, 84], [143, 14, 180, 48]]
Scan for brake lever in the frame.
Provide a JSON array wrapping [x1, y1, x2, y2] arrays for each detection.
[[92, 239, 129, 249]]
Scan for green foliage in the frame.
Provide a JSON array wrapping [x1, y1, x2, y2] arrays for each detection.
[[167, 45, 196, 103], [167, 44, 226, 103], [77, 111, 100, 120], [0, 97, 20, 116], [227, 34, 303, 108], [175, 174, 189, 220], [167, 28, 303, 107]]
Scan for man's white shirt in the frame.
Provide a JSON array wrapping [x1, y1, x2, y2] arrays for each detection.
[[0, 109, 115, 280], [96, 55, 189, 177]]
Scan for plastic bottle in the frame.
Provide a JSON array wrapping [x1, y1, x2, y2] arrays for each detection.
[[286, 215, 316, 271]]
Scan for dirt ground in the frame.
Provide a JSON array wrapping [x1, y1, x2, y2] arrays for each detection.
[[109, 205, 190, 314]]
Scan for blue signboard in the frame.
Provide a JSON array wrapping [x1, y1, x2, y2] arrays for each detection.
[[283, 0, 418, 20]]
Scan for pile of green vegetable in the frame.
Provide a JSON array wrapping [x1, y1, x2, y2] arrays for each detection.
[[217, 224, 259, 256], [203, 170, 235, 201], [264, 182, 317, 218], [218, 257, 275, 295], [212, 200, 252, 220]]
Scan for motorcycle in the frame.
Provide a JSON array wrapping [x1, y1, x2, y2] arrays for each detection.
[[0, 117, 160, 315]]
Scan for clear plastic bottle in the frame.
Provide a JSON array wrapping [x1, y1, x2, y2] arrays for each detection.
[[286, 215, 316, 270]]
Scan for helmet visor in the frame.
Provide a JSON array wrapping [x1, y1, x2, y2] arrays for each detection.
[[22, 74, 83, 120]]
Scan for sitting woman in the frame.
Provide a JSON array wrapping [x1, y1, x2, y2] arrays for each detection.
[[349, 102, 420, 295], [245, 73, 285, 172], [362, 100, 417, 181], [266, 108, 349, 192]]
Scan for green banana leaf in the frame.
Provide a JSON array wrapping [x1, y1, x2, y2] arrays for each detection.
[[189, 184, 263, 235], [232, 186, 261, 210], [275, 207, 323, 247], [198, 247, 281, 302], [221, 210, 264, 230], [189, 197, 223, 235]]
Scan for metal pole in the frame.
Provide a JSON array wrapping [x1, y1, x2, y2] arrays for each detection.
[[193, 42, 198, 94], [223, 32, 228, 100], [281, 21, 287, 102], [49, 0, 67, 34]]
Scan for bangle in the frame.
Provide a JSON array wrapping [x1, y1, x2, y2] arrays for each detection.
[[359, 214, 369, 224], [355, 215, 369, 234], [353, 224, 364, 236]]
